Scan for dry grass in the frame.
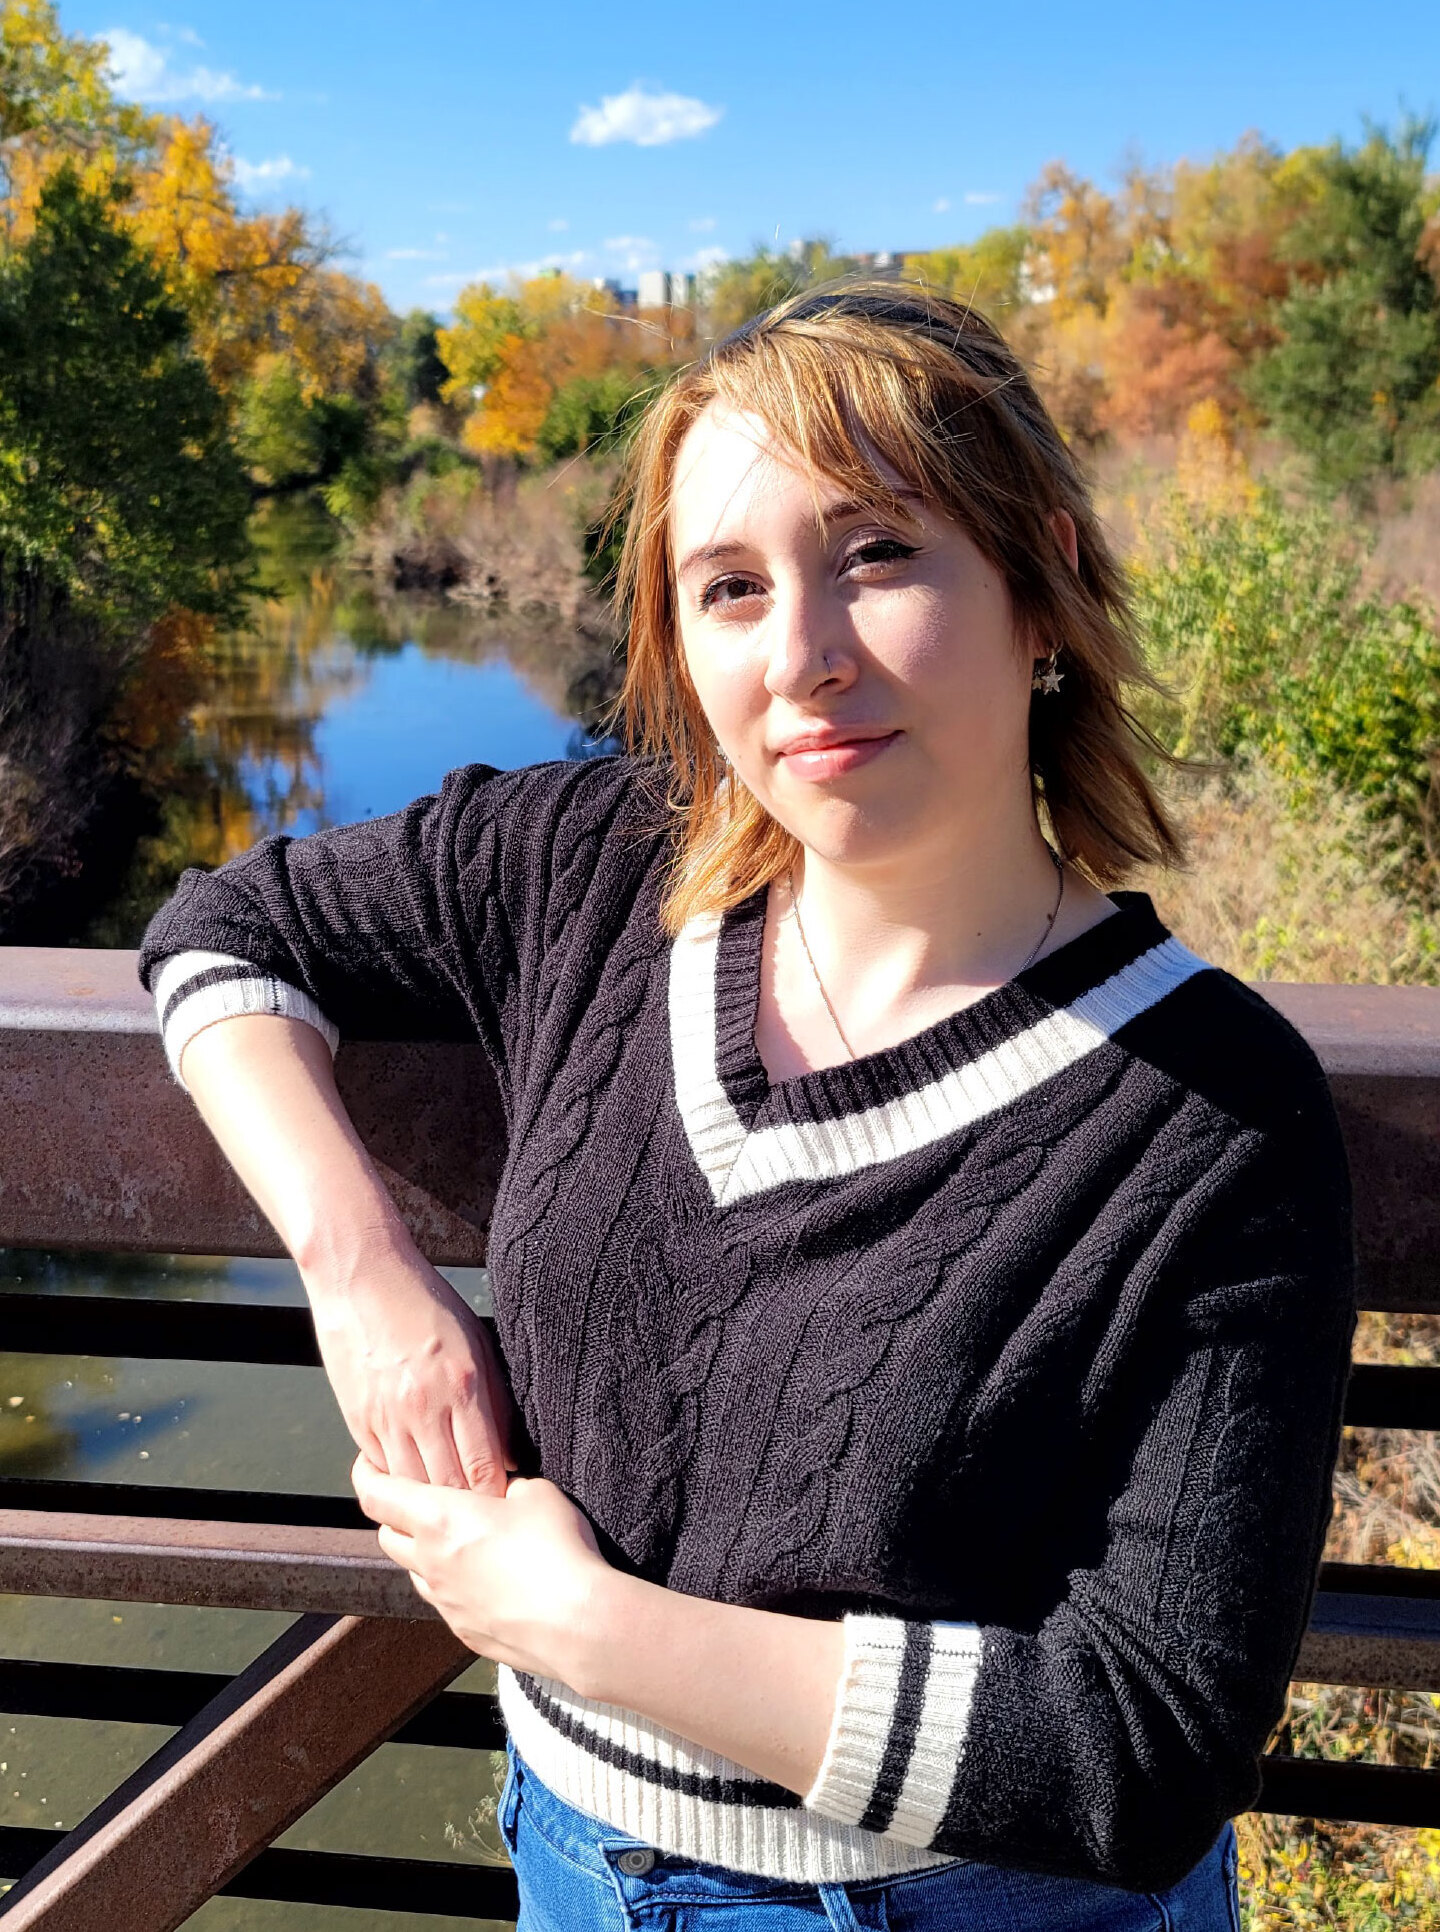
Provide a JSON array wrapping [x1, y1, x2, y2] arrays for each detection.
[[1134, 758, 1440, 986], [1366, 472, 1440, 611], [352, 461, 617, 632]]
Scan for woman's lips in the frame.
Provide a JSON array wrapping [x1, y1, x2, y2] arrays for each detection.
[[776, 731, 901, 781]]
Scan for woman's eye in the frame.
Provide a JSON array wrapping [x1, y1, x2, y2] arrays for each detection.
[[698, 575, 763, 612], [845, 538, 918, 572]]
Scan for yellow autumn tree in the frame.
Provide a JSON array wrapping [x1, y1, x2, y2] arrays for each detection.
[[0, 0, 153, 230], [1, 2, 392, 398], [902, 227, 1031, 322], [439, 273, 647, 458]]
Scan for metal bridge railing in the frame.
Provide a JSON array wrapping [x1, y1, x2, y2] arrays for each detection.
[[1, 948, 1440, 1926]]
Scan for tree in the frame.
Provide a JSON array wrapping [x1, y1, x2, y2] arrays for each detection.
[[0, 165, 251, 628], [902, 228, 1031, 322], [439, 273, 665, 460], [703, 241, 858, 334], [1247, 119, 1440, 488], [1, 7, 394, 406], [535, 366, 668, 464], [394, 309, 449, 409], [0, 0, 153, 223]]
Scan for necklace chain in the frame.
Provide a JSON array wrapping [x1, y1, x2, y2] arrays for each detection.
[[785, 849, 1066, 1066], [786, 868, 858, 1060]]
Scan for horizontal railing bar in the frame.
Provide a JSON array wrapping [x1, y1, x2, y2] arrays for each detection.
[[8, 1510, 1440, 1653], [1298, 1590, 1440, 1692], [0, 1509, 432, 1619], [1344, 1364, 1440, 1430], [0, 1660, 506, 1749], [5, 1298, 1439, 1393], [1, 956, 1439, 1302], [0, 1479, 365, 1530], [0, 1830, 521, 1920], [0, 1294, 321, 1366], [222, 1845, 520, 1917], [1256, 1754, 1440, 1829], [1319, 1561, 1440, 1600]]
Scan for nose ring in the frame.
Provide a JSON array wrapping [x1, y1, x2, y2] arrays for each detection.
[[822, 652, 833, 672]]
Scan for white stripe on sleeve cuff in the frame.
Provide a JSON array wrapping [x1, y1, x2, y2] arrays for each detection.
[[804, 1614, 983, 1849], [152, 949, 340, 1088]]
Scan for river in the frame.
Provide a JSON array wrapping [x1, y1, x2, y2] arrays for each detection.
[[0, 508, 609, 1929]]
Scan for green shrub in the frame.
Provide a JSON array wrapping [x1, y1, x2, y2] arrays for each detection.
[[1129, 480, 1440, 880], [534, 367, 668, 465]]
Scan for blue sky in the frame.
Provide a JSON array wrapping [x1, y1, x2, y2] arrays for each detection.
[[66, 0, 1440, 316]]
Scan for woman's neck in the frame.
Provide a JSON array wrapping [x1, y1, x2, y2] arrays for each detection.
[[755, 816, 1119, 1080]]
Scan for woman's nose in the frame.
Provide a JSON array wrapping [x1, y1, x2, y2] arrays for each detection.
[[762, 584, 854, 702]]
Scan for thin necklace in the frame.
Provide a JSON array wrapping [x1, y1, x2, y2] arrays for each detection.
[[786, 848, 1066, 1065]]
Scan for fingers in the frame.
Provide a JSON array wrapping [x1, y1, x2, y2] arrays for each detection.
[[352, 1454, 430, 1535], [375, 1428, 430, 1485], [471, 1320, 520, 1472], [353, 1452, 503, 1538], [449, 1405, 508, 1497], [375, 1521, 414, 1563], [414, 1422, 470, 1493]]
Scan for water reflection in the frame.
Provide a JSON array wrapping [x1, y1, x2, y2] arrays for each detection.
[[85, 498, 620, 948]]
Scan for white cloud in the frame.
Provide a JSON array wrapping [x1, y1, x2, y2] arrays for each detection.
[[603, 234, 659, 272], [684, 243, 728, 272], [424, 250, 591, 290], [230, 154, 308, 191], [386, 246, 446, 261], [933, 197, 950, 214], [964, 191, 1003, 206], [570, 85, 722, 148], [105, 27, 275, 104], [688, 215, 716, 232], [547, 217, 569, 232]]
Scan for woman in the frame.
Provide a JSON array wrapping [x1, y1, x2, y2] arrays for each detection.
[[139, 283, 1356, 1930]]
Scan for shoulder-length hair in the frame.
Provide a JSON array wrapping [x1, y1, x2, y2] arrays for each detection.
[[607, 279, 1181, 935]]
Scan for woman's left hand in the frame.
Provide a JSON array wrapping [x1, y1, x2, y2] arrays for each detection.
[[351, 1454, 614, 1687]]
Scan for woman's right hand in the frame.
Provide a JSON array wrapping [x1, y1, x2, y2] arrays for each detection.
[[305, 1249, 517, 1496], [174, 1012, 517, 1496]]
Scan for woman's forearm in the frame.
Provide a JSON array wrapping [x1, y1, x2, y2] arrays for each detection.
[[178, 1014, 419, 1284], [576, 1569, 845, 1796], [177, 1014, 515, 1491]]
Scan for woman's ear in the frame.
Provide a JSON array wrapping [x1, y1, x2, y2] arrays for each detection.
[[1050, 509, 1079, 574]]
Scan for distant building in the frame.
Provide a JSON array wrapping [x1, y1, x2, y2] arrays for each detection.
[[637, 269, 697, 309]]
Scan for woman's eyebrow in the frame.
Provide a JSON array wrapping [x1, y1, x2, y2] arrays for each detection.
[[818, 490, 925, 527], [675, 538, 749, 581], [675, 492, 925, 582]]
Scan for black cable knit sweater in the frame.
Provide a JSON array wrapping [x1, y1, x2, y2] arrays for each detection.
[[138, 754, 1357, 1893]]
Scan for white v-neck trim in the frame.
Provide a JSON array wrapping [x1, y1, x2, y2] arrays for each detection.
[[668, 911, 1210, 1207]]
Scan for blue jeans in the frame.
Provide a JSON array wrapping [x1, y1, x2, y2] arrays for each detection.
[[498, 1744, 1242, 1930]]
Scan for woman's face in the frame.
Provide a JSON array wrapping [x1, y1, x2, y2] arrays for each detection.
[[670, 403, 1044, 875]]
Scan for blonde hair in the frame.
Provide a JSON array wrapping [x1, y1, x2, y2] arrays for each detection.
[[607, 279, 1182, 935]]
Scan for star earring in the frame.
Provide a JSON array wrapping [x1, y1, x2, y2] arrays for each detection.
[[1032, 652, 1064, 695]]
